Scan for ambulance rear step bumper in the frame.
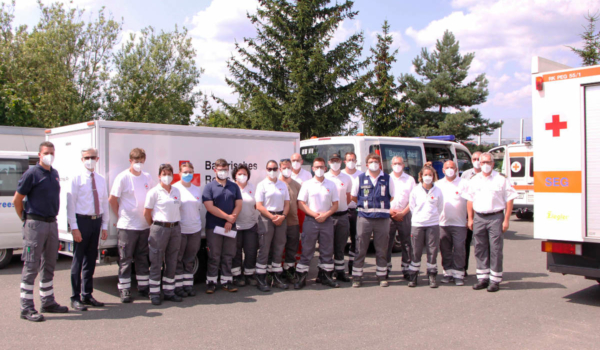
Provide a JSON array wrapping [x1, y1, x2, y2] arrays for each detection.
[[546, 242, 600, 279]]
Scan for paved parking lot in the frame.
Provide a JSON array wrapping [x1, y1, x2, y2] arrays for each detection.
[[0, 218, 598, 349]]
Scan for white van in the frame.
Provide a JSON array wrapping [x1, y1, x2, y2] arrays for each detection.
[[489, 140, 534, 219], [299, 135, 473, 181], [0, 151, 39, 268], [45, 120, 300, 281]]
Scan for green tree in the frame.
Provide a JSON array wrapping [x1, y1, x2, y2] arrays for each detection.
[[359, 20, 409, 136], [105, 26, 203, 125], [399, 30, 500, 140], [213, 0, 366, 139], [0, 1, 121, 127], [568, 12, 600, 66]]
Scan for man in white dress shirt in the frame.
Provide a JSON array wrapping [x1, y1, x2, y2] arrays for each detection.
[[66, 148, 109, 311], [463, 152, 518, 292], [290, 153, 312, 185]]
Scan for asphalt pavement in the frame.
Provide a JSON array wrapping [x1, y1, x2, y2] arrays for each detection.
[[0, 217, 598, 350]]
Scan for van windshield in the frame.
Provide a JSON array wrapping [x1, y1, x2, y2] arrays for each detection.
[[0, 158, 29, 197], [300, 144, 355, 172], [370, 144, 423, 182]]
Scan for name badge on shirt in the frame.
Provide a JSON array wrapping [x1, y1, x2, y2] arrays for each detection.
[[381, 185, 386, 197]]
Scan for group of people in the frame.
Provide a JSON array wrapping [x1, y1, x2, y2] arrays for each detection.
[[12, 141, 517, 323]]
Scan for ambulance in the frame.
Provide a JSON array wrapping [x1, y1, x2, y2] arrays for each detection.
[[532, 56, 600, 283], [489, 140, 534, 219], [45, 121, 300, 282]]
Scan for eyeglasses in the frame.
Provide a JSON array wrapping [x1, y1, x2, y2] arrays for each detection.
[[267, 167, 278, 171], [83, 156, 97, 160]]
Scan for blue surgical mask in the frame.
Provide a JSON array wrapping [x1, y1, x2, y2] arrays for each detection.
[[181, 173, 193, 183]]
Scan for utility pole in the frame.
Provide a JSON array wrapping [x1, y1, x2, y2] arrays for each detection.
[[477, 134, 481, 145], [519, 118, 524, 144]]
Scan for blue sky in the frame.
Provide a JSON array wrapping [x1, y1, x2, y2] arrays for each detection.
[[13, 0, 600, 142]]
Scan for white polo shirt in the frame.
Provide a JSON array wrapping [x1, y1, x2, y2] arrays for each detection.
[[291, 168, 312, 184], [350, 170, 396, 197], [145, 184, 182, 223], [462, 171, 518, 214], [172, 182, 203, 234], [236, 182, 258, 230], [436, 176, 468, 227], [298, 177, 339, 213], [255, 178, 290, 212], [343, 168, 363, 209], [324, 171, 352, 212], [409, 184, 444, 227], [110, 169, 153, 230], [390, 171, 415, 210]]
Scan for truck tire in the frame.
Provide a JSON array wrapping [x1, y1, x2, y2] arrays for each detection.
[[193, 240, 208, 284], [0, 248, 14, 269]]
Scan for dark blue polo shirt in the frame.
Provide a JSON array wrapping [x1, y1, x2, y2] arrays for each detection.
[[17, 164, 61, 217], [202, 179, 242, 230]]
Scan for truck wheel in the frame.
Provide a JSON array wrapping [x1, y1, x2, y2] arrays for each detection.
[[0, 248, 14, 269]]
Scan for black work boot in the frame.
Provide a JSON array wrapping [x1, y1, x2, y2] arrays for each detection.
[[20, 309, 45, 322], [428, 272, 438, 288], [335, 270, 351, 282], [408, 273, 418, 288], [321, 270, 340, 288], [184, 287, 196, 297], [294, 272, 307, 290], [473, 279, 489, 290], [164, 294, 183, 302], [272, 272, 289, 290], [266, 272, 273, 287], [245, 274, 258, 286], [256, 273, 271, 292], [233, 275, 246, 287], [41, 303, 69, 313], [315, 269, 325, 284], [487, 282, 500, 292], [120, 289, 132, 303], [352, 276, 362, 288], [284, 267, 297, 284]]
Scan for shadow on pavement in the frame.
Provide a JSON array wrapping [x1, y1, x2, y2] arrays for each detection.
[[563, 284, 600, 307], [498, 271, 566, 290], [503, 230, 533, 241]]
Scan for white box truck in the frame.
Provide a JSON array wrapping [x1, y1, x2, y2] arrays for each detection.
[[0, 126, 45, 268], [532, 56, 600, 283], [46, 121, 300, 281]]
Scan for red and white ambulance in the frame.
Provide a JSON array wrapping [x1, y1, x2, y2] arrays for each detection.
[[532, 56, 600, 283]]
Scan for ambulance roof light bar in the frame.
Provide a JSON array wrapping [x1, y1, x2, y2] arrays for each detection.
[[425, 135, 456, 142]]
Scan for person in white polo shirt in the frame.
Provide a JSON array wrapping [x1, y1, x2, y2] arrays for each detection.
[[109, 148, 153, 303], [324, 153, 352, 282], [255, 160, 290, 292], [295, 157, 340, 289], [290, 153, 312, 184], [463, 152, 518, 292], [342, 151, 363, 275], [436, 160, 468, 286], [143, 164, 182, 305], [172, 162, 203, 297], [387, 155, 415, 280], [407, 165, 444, 288]]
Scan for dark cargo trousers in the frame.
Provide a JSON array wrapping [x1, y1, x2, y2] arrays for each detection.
[[256, 215, 287, 274], [352, 217, 390, 279], [474, 212, 504, 283], [20, 220, 59, 311], [409, 225, 440, 276], [117, 228, 150, 293], [331, 214, 350, 272], [148, 224, 181, 296], [284, 225, 300, 270], [440, 225, 467, 279], [387, 212, 412, 273], [206, 228, 236, 285], [347, 209, 358, 268], [175, 230, 202, 292], [296, 216, 334, 274], [232, 224, 259, 276]]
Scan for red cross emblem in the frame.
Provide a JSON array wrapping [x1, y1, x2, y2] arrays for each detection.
[[174, 197, 178, 199], [196, 197, 199, 199], [455, 191, 459, 195], [431, 196, 434, 199], [249, 191, 252, 194], [546, 114, 567, 137]]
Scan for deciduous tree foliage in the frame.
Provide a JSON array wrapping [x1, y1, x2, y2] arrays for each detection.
[[214, 0, 367, 139]]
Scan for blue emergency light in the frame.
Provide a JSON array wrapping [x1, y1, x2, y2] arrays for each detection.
[[425, 135, 456, 141], [525, 136, 531, 141]]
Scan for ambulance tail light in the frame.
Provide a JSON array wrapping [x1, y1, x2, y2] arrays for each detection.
[[356, 133, 364, 136], [310, 136, 317, 139], [535, 76, 543, 91], [318, 137, 331, 141], [541, 241, 582, 256]]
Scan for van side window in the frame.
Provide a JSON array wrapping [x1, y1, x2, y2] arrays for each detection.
[[529, 157, 534, 177], [490, 147, 506, 176], [301, 144, 355, 171], [424, 145, 453, 179], [373, 144, 423, 182], [456, 149, 473, 175], [0, 158, 28, 197]]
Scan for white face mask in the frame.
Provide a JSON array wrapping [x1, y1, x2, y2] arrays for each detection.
[[473, 161, 480, 169], [161, 175, 173, 186], [481, 164, 493, 174], [84, 159, 96, 171], [346, 161, 356, 170], [392, 165, 403, 174], [292, 161, 302, 170], [423, 175, 433, 185], [314, 168, 325, 177], [132, 162, 143, 172], [42, 154, 54, 166], [268, 170, 278, 179], [330, 162, 341, 171], [217, 170, 228, 180], [368, 162, 380, 172], [237, 174, 248, 184], [281, 168, 292, 178], [444, 168, 456, 178]]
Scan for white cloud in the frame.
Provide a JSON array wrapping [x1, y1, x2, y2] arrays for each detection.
[[331, 19, 362, 48], [367, 27, 410, 53], [489, 84, 531, 108], [488, 74, 510, 90]]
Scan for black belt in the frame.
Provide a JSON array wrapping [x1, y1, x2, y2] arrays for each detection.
[[153, 221, 179, 228], [76, 214, 102, 220], [475, 210, 504, 217], [348, 208, 357, 212], [26, 214, 56, 222], [332, 210, 349, 216], [268, 211, 284, 215]]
